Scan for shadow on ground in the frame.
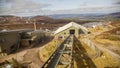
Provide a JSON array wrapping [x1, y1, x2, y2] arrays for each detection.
[[74, 36, 97, 68]]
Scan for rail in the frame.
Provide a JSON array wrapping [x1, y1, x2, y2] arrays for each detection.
[[41, 35, 74, 68]]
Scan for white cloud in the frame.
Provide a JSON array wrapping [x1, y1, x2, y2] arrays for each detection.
[[0, 0, 51, 16], [115, 0, 120, 4], [0, 0, 120, 16], [51, 5, 120, 14]]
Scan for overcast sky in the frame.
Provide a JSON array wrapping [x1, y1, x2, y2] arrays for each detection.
[[0, 0, 120, 16]]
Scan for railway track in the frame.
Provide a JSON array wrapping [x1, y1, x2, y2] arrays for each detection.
[[41, 35, 97, 68], [41, 35, 74, 68]]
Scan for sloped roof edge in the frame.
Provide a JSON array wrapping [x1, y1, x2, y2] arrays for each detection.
[[54, 21, 88, 35]]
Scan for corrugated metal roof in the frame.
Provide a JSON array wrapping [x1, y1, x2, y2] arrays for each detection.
[[54, 21, 88, 34]]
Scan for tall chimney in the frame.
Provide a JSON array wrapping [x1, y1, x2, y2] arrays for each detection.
[[33, 19, 37, 31], [33, 22, 37, 31]]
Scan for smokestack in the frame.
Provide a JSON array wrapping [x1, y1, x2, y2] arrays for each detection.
[[34, 22, 37, 31], [33, 19, 37, 31]]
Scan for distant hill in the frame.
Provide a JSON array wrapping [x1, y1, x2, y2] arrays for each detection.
[[0, 15, 92, 25], [109, 12, 120, 15], [48, 13, 105, 19], [31, 16, 55, 23], [0, 15, 36, 24], [107, 12, 120, 18], [1, 12, 119, 24], [48, 12, 120, 20], [31, 15, 92, 24]]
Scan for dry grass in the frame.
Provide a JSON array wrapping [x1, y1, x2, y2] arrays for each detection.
[[88, 26, 108, 33], [81, 21, 120, 68], [94, 27, 120, 55], [107, 35, 120, 41], [80, 41, 96, 57], [39, 39, 63, 62], [111, 21, 120, 27], [93, 52, 120, 68], [78, 37, 120, 68]]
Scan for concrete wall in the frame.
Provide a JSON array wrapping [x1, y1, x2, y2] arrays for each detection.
[[0, 31, 20, 53], [80, 38, 101, 57]]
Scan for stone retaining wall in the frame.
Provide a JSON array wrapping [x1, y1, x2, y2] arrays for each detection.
[[80, 38, 102, 57]]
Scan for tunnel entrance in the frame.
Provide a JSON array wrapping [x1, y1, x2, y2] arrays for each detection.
[[70, 30, 75, 34]]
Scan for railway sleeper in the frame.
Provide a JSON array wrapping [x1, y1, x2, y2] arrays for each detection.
[[59, 61, 71, 65]]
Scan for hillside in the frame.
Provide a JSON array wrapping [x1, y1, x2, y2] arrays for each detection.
[[48, 12, 120, 20], [0, 15, 94, 30]]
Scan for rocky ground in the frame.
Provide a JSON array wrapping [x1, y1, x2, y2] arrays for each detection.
[[0, 38, 52, 68]]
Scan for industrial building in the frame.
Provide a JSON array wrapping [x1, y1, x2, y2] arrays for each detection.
[[0, 29, 50, 56], [54, 22, 89, 38], [0, 30, 21, 55]]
